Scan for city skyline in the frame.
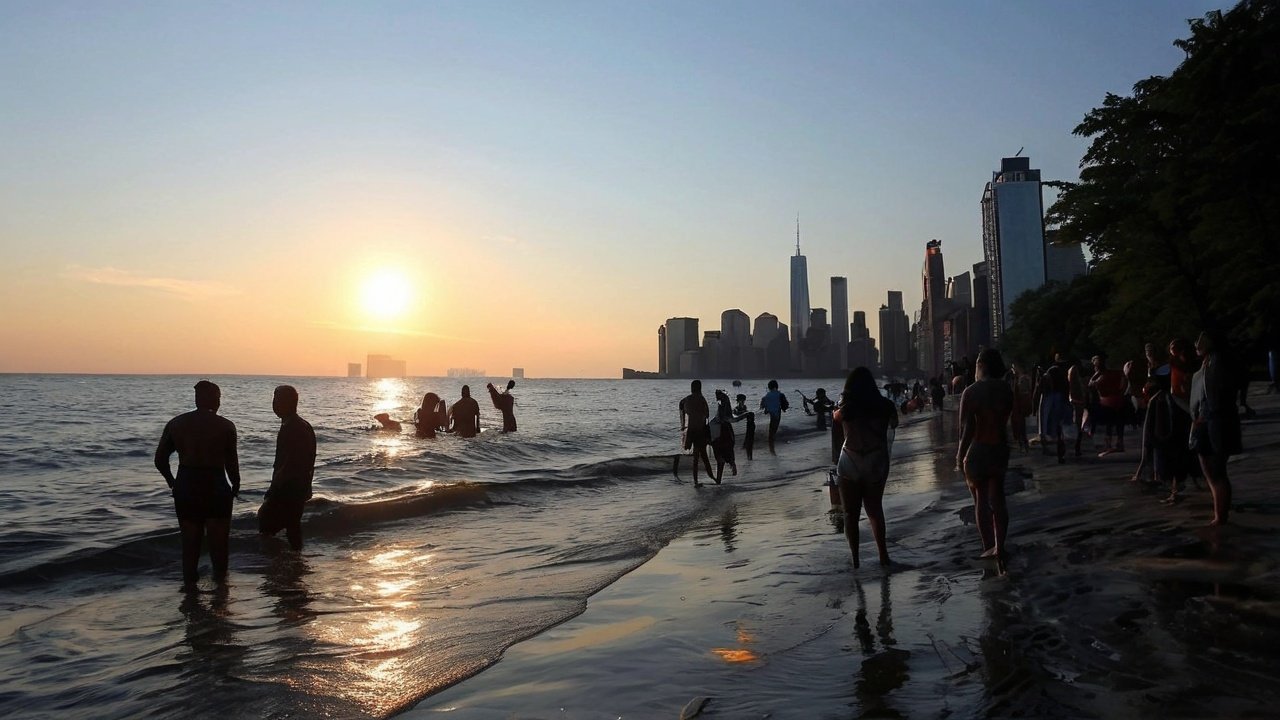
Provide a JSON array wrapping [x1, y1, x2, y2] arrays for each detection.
[[0, 2, 1224, 377]]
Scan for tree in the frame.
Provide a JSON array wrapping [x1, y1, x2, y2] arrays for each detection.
[[1046, 0, 1280, 357]]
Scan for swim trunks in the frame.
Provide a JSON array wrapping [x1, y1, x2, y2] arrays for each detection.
[[173, 465, 233, 522], [258, 495, 306, 537], [837, 446, 889, 495], [963, 442, 1009, 480], [684, 424, 710, 449]]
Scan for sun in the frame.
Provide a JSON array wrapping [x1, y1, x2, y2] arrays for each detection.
[[359, 268, 413, 319]]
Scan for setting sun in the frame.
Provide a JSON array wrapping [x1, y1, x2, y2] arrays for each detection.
[[360, 268, 413, 319]]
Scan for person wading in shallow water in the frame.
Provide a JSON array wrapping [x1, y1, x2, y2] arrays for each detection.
[[679, 380, 715, 486], [957, 348, 1015, 574], [833, 367, 899, 569], [486, 380, 517, 432], [449, 385, 481, 438], [154, 380, 241, 586], [258, 385, 316, 552], [759, 380, 789, 455], [413, 392, 447, 438]]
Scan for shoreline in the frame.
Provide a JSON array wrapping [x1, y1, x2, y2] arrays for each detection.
[[406, 391, 1280, 718]]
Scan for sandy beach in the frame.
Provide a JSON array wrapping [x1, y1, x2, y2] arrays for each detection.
[[407, 390, 1280, 719]]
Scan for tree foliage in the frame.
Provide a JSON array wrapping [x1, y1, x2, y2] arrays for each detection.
[[1045, 0, 1280, 355]]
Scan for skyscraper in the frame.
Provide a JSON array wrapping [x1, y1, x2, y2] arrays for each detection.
[[664, 317, 699, 378], [1044, 229, 1088, 284], [921, 239, 947, 377], [981, 156, 1047, 345], [719, 309, 750, 377], [789, 217, 810, 369], [971, 262, 992, 352], [657, 324, 668, 376], [830, 277, 849, 371], [878, 291, 909, 374]]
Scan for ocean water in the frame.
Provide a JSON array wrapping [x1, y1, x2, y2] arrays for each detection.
[[0, 374, 860, 719]]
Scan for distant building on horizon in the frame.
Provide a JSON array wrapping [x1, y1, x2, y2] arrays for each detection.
[[657, 324, 668, 376], [789, 218, 810, 369], [512, 368, 525, 379], [367, 354, 406, 379], [981, 155, 1048, 345], [719, 308, 751, 377], [446, 367, 485, 378], [347, 363, 362, 378]]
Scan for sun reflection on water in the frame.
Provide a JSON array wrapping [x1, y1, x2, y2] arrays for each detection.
[[305, 541, 442, 715]]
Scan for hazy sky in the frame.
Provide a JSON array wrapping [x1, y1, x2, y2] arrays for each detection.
[[0, 0, 1224, 377]]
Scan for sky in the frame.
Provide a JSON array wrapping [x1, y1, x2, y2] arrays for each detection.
[[0, 0, 1227, 378]]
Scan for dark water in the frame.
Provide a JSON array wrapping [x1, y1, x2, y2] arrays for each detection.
[[0, 374, 869, 718]]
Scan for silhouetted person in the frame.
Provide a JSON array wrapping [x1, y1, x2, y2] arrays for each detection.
[[759, 379, 788, 455], [487, 380, 517, 432], [414, 392, 447, 438], [709, 389, 745, 484], [679, 380, 715, 486], [1088, 353, 1128, 454], [957, 349, 1014, 573], [372, 413, 401, 432], [833, 367, 899, 568], [802, 388, 835, 430], [449, 385, 481, 438], [155, 380, 240, 586], [258, 385, 316, 552], [734, 393, 755, 460]]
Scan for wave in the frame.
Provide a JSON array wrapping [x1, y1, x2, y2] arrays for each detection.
[[0, 450, 688, 589]]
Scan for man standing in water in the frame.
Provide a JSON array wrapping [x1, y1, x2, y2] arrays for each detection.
[[449, 385, 481, 438], [679, 380, 715, 486], [759, 379, 789, 454], [155, 380, 241, 586], [957, 349, 1014, 573], [258, 385, 316, 552], [486, 380, 517, 432]]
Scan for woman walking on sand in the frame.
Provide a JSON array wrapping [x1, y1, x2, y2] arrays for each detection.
[[958, 348, 1015, 573], [833, 367, 899, 569], [1191, 332, 1241, 526]]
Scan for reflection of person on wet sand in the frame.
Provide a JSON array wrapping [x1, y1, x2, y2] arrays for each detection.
[[833, 367, 899, 569], [155, 380, 241, 587], [413, 392, 447, 438], [957, 348, 1014, 572], [449, 385, 481, 438], [679, 380, 715, 486], [372, 413, 401, 432], [258, 385, 316, 552], [852, 574, 906, 716], [486, 380, 517, 432]]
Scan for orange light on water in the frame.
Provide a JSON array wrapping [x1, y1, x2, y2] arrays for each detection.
[[711, 648, 760, 663]]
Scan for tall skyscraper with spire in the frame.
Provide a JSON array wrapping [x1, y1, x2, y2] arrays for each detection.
[[789, 216, 810, 369]]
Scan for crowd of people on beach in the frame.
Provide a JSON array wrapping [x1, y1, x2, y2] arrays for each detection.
[[154, 332, 1253, 588], [675, 328, 1254, 577]]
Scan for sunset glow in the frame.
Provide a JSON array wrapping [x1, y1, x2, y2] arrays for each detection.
[[360, 269, 413, 320]]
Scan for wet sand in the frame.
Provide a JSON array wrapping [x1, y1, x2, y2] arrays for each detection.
[[406, 392, 1280, 719]]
